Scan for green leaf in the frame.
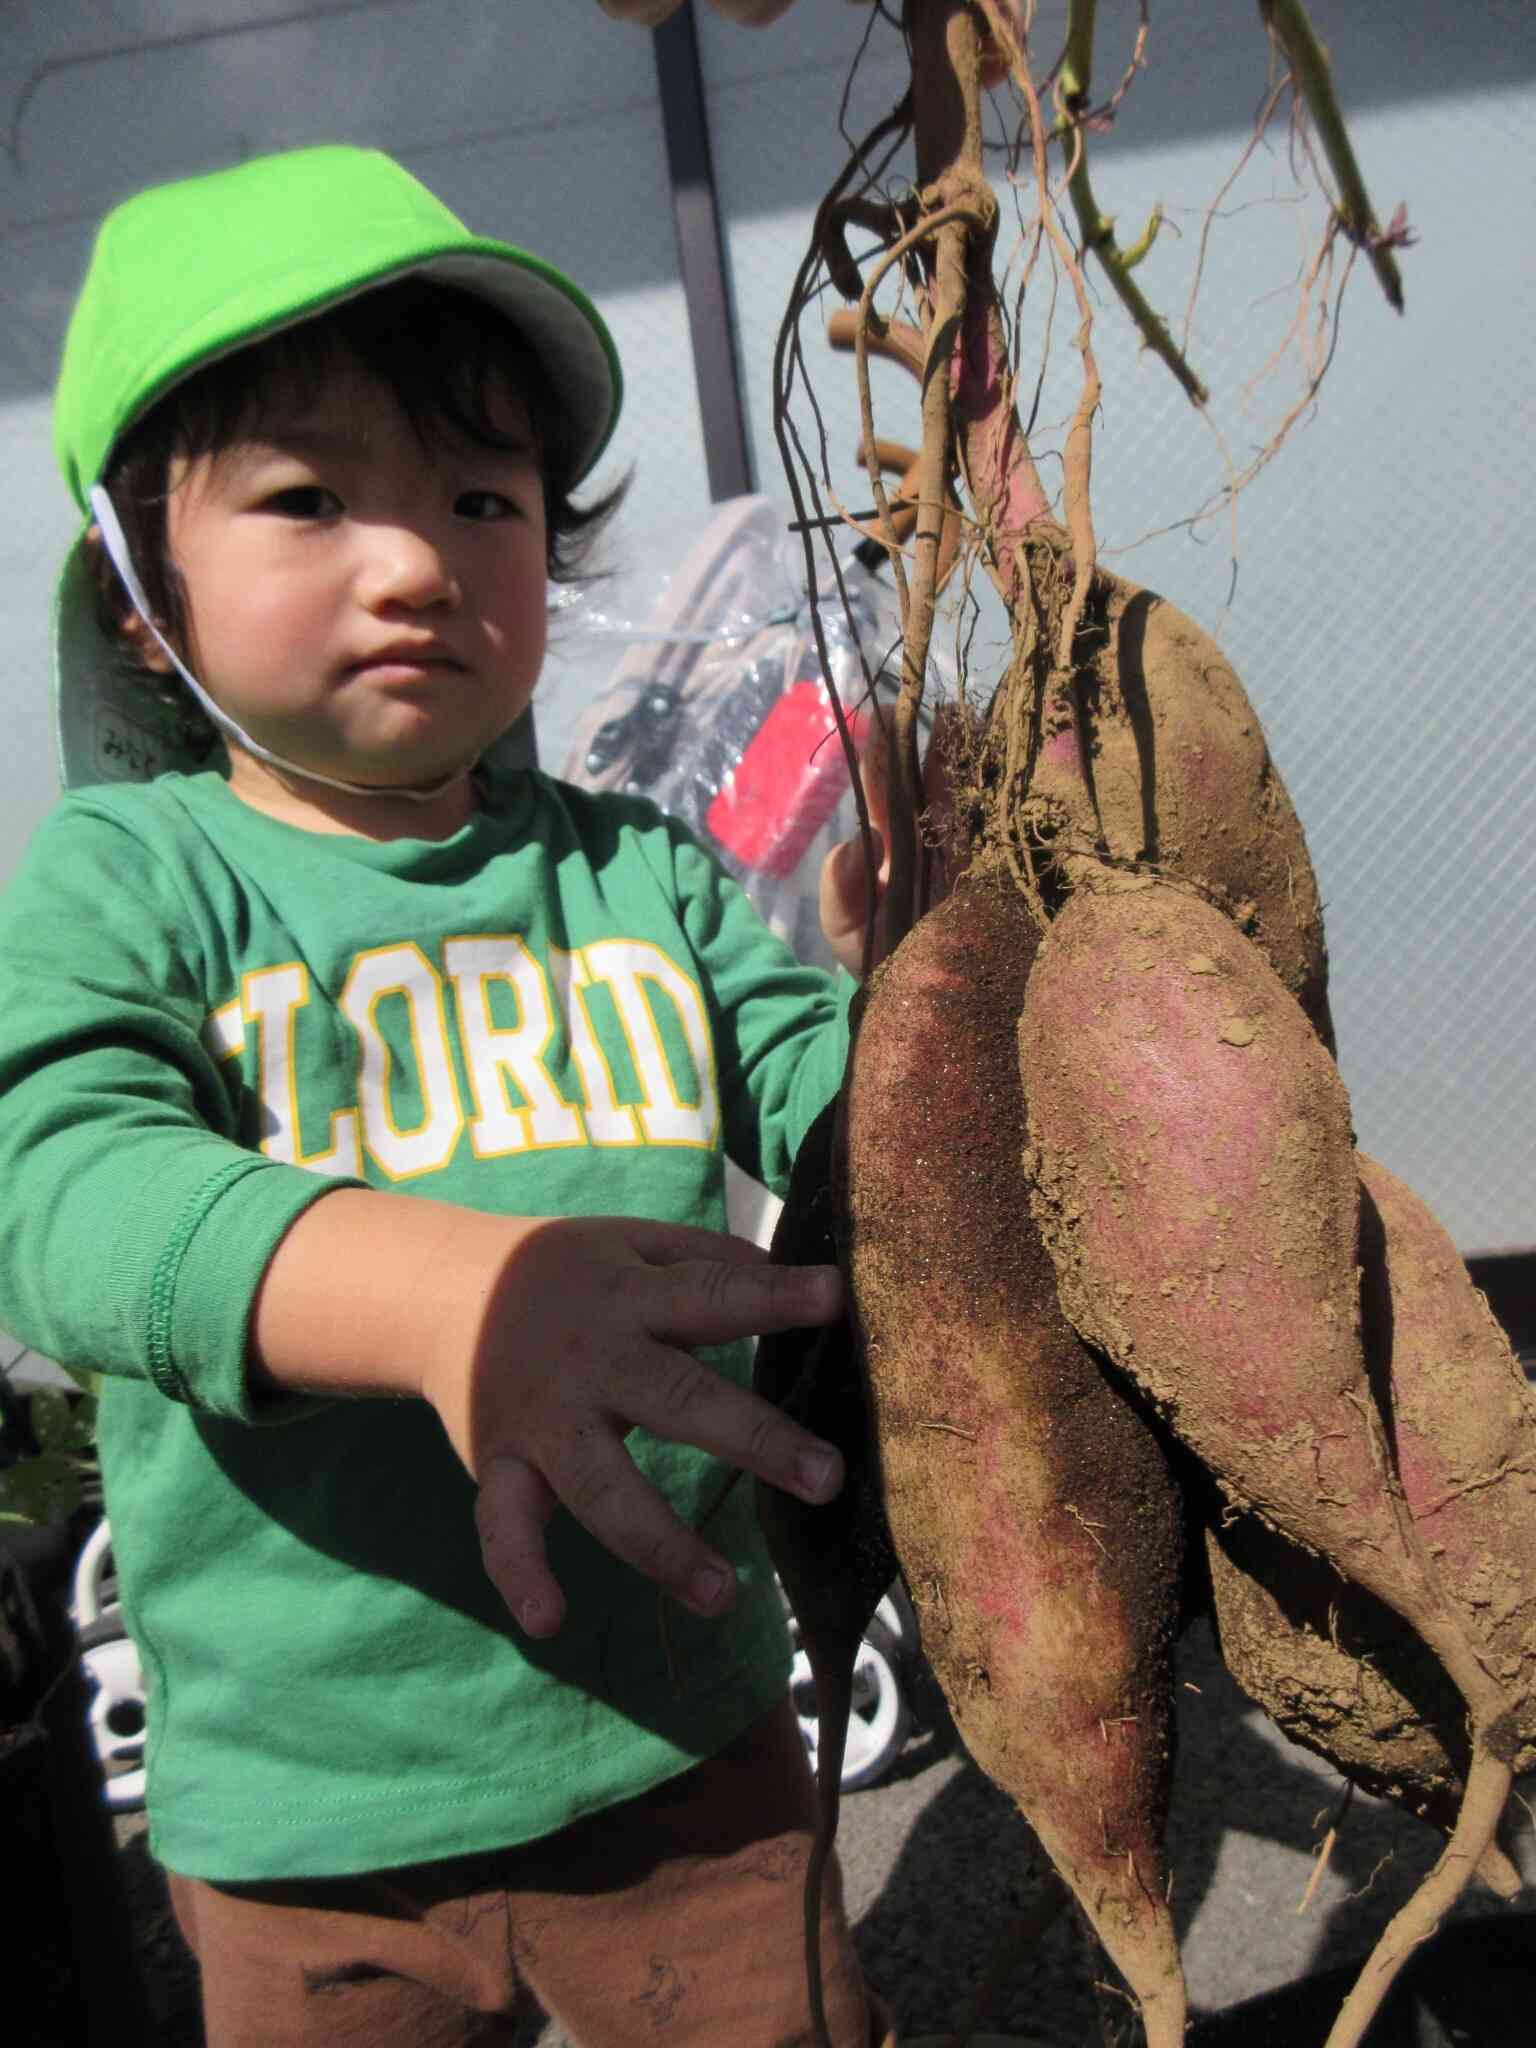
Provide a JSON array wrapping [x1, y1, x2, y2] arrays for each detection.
[[26, 1387, 97, 1457], [0, 1450, 85, 1525]]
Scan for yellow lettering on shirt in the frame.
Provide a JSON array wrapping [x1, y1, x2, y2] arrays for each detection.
[[339, 944, 465, 1182], [444, 935, 584, 1156], [213, 933, 718, 1177]]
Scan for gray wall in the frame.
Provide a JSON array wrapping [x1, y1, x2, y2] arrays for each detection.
[[2, 0, 1532, 1253]]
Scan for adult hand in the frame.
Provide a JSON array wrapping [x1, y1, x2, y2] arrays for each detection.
[[818, 703, 958, 976], [595, 0, 1028, 88], [421, 1213, 846, 1638], [595, 1, 796, 27]]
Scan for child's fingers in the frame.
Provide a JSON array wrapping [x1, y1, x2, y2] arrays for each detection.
[[642, 1253, 843, 1348], [474, 1454, 568, 1638], [606, 1214, 775, 1270], [531, 1422, 745, 1620], [613, 1339, 845, 1505]]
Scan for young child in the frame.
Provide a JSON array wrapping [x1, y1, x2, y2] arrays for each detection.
[[0, 144, 897, 2046]]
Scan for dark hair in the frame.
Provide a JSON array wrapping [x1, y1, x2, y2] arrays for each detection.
[[89, 278, 626, 746]]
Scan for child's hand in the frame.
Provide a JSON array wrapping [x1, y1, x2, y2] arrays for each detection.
[[419, 1214, 846, 1639]]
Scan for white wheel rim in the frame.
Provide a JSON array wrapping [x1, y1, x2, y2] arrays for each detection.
[[791, 1637, 907, 1789], [873, 1590, 918, 1655], [72, 1518, 116, 1629], [80, 1630, 148, 1809]]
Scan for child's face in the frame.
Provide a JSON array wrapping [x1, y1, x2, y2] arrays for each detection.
[[154, 358, 548, 825]]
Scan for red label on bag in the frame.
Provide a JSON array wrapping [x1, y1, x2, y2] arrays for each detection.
[[706, 678, 868, 877]]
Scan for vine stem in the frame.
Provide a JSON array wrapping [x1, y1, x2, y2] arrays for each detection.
[[1055, 0, 1208, 405], [853, 201, 987, 636], [889, 0, 1001, 954], [1262, 0, 1407, 312]]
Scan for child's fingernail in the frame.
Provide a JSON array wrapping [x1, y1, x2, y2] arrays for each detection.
[[797, 1447, 841, 1499], [687, 1564, 731, 1611]]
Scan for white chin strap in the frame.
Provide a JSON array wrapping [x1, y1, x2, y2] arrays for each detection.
[[89, 485, 462, 803]]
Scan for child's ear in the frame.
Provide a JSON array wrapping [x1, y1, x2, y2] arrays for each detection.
[[117, 605, 176, 676], [83, 522, 176, 675]]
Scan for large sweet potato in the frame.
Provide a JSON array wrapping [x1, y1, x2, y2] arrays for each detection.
[[843, 868, 1188, 2048], [1018, 877, 1517, 2047]]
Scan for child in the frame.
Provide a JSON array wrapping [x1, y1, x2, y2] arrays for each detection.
[[0, 144, 897, 2046]]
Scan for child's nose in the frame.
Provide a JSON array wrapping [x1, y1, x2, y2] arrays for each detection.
[[358, 523, 461, 610]]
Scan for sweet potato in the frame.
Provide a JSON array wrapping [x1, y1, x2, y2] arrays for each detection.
[[1206, 1511, 1523, 1898], [1203, 1149, 1536, 1903], [843, 868, 1188, 2048], [1358, 1152, 1536, 1768], [975, 548, 1336, 1050], [1018, 876, 1517, 2047]]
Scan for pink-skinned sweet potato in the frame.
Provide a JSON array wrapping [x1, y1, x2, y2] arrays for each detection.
[[1017, 876, 1518, 2048], [1359, 1152, 1536, 1768], [1204, 1149, 1536, 1903], [1022, 563, 1333, 1047], [842, 867, 1188, 2048]]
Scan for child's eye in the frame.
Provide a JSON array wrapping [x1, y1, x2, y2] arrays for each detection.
[[264, 485, 342, 519], [455, 489, 518, 521]]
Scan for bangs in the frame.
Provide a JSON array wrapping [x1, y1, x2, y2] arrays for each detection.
[[164, 280, 574, 486]]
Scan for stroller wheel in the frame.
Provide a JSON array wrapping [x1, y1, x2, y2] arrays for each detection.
[[77, 1615, 147, 1812], [790, 1614, 912, 1792]]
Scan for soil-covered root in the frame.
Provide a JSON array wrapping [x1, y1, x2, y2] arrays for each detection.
[[1205, 1150, 1536, 1903], [1205, 1511, 1522, 1898], [978, 551, 1334, 1047], [1017, 876, 1516, 2048], [754, 1089, 901, 2047], [843, 868, 1188, 2048]]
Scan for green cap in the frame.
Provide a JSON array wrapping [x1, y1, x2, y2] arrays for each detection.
[[55, 144, 622, 504], [51, 145, 623, 791]]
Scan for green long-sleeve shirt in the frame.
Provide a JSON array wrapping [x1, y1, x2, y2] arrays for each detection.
[[0, 764, 851, 1880]]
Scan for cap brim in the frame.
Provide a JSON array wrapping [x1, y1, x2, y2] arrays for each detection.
[[52, 528, 231, 791], [411, 247, 622, 483]]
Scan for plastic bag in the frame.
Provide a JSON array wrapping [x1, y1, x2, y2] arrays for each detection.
[[561, 495, 930, 971]]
